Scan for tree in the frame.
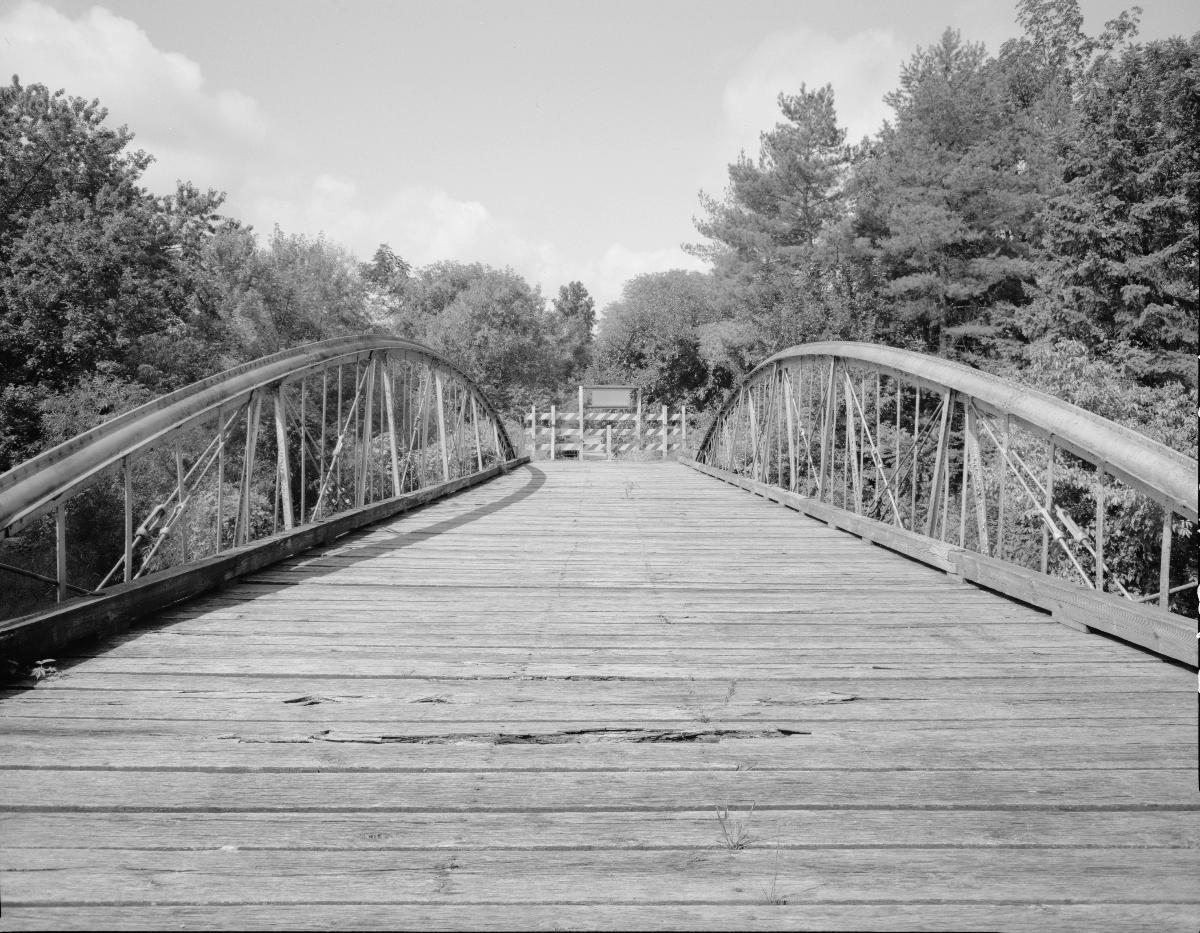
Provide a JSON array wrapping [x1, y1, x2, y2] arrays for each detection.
[[202, 225, 371, 361], [410, 262, 568, 413], [0, 77, 227, 470], [362, 243, 414, 331], [688, 85, 869, 360], [595, 271, 732, 408], [1021, 34, 1198, 384], [693, 84, 850, 266], [848, 29, 1057, 357], [552, 281, 596, 379], [1012, 0, 1141, 88]]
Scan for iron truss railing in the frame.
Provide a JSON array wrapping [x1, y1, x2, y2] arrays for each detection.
[[0, 336, 521, 655], [690, 342, 1197, 666]]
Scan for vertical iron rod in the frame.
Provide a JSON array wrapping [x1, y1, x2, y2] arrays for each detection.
[[894, 378, 902, 525], [1158, 509, 1172, 609], [841, 412, 848, 511], [801, 361, 810, 494], [336, 365, 344, 504], [819, 359, 837, 501], [1041, 440, 1056, 574], [958, 396, 969, 548], [1095, 463, 1106, 591], [858, 373, 866, 508], [55, 501, 67, 602], [317, 371, 327, 520], [910, 387, 920, 527], [216, 409, 225, 552], [420, 371, 429, 486], [776, 371, 784, 482], [435, 370, 450, 482], [924, 392, 952, 539], [299, 378, 307, 522], [843, 373, 862, 514], [238, 392, 262, 546], [997, 415, 1009, 560], [965, 402, 989, 555], [273, 389, 294, 530], [383, 359, 401, 496], [357, 358, 376, 507], [784, 367, 793, 488], [175, 447, 187, 564], [123, 456, 134, 582], [472, 396, 484, 472], [874, 374, 881, 505]]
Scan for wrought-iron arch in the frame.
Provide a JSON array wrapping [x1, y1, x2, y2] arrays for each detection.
[[0, 336, 524, 656], [690, 342, 1197, 665]]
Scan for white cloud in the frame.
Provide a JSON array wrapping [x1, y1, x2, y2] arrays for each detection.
[[247, 174, 494, 264], [2, 1, 266, 195], [0, 2, 707, 311], [246, 173, 705, 309], [588, 245, 708, 310], [721, 25, 905, 159]]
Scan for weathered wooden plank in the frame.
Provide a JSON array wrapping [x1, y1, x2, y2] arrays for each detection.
[[12, 671, 1186, 699], [88, 622, 1092, 645], [4, 721, 1191, 770], [4, 848, 1199, 904], [3, 902, 1197, 933], [138, 594, 1059, 613], [1, 690, 1187, 724], [7, 808, 1198, 850], [23, 657, 1166, 680], [8, 714, 1191, 742], [54, 643, 1139, 665], [3, 768, 1197, 810], [147, 603, 1060, 619]]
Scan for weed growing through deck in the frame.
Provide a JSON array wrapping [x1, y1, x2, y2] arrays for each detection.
[[29, 659, 58, 681], [760, 843, 788, 905], [715, 802, 755, 849]]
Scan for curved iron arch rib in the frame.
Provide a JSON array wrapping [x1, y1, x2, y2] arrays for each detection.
[[691, 341, 1196, 665], [0, 336, 526, 656], [697, 342, 1194, 519], [0, 336, 518, 536]]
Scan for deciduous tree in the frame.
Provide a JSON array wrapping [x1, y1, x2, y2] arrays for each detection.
[[552, 280, 596, 379]]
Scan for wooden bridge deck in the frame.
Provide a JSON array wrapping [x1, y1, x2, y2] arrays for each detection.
[[1, 461, 1196, 931]]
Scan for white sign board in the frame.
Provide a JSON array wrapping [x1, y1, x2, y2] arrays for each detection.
[[588, 387, 637, 408]]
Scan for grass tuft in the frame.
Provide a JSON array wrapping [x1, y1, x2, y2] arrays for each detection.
[[714, 802, 755, 850]]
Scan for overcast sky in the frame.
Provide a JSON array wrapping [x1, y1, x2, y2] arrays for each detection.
[[4, 0, 1198, 307]]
